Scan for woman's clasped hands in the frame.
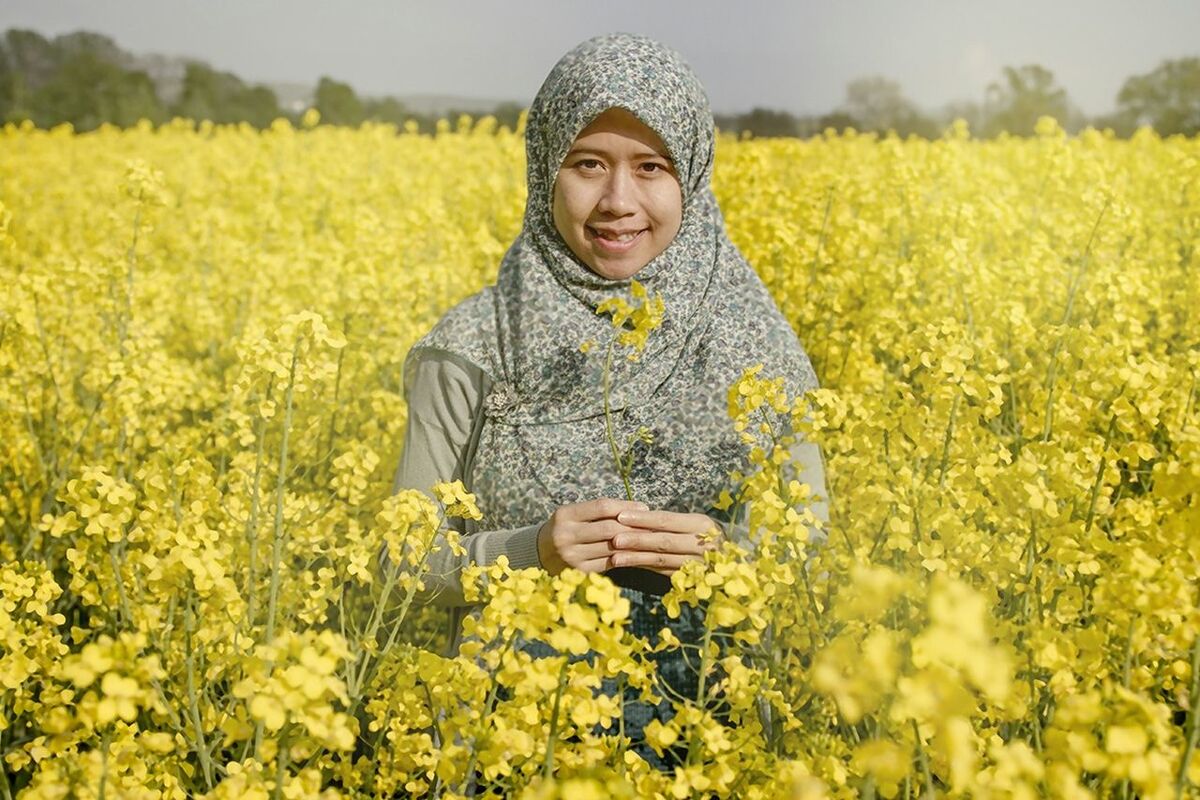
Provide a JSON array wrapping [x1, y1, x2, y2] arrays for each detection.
[[535, 497, 724, 577]]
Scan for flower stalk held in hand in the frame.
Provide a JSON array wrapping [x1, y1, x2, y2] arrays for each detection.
[[582, 279, 665, 501]]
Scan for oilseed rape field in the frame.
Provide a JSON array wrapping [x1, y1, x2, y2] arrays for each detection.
[[0, 113, 1198, 799]]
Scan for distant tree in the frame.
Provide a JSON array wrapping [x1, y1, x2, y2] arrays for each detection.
[[0, 42, 14, 120], [231, 85, 282, 128], [2, 29, 60, 91], [815, 111, 860, 134], [712, 112, 738, 134], [1, 29, 55, 122], [490, 101, 523, 132], [314, 76, 364, 126], [29, 49, 164, 129], [721, 107, 801, 138], [53, 30, 131, 67], [363, 95, 407, 125], [842, 76, 938, 137], [982, 64, 1071, 136], [1088, 110, 1135, 138], [938, 99, 985, 136], [1113, 57, 1200, 136], [173, 63, 281, 128]]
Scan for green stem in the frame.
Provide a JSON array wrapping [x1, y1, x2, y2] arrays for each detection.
[[321, 322, 349, 473], [185, 594, 216, 790], [808, 187, 834, 289], [1026, 648, 1043, 754], [686, 618, 716, 767], [347, 532, 443, 713], [601, 338, 633, 500], [1042, 199, 1110, 442], [1023, 516, 1043, 753], [257, 344, 298, 761], [245, 392, 270, 632], [1084, 414, 1118, 534], [1179, 372, 1197, 430], [458, 631, 519, 795], [937, 394, 959, 489], [107, 547, 133, 629], [1175, 604, 1200, 798], [347, 561, 399, 699], [266, 344, 299, 644], [912, 719, 935, 798], [615, 672, 629, 767], [0, 716, 12, 800], [542, 658, 571, 780], [1122, 617, 1136, 689], [97, 728, 111, 800], [272, 726, 290, 800]]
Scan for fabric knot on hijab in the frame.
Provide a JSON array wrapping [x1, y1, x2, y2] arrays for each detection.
[[482, 379, 522, 423], [404, 32, 819, 530]]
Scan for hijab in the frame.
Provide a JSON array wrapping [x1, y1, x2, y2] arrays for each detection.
[[405, 32, 819, 532]]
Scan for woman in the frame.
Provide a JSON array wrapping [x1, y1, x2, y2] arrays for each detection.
[[391, 32, 829, 768]]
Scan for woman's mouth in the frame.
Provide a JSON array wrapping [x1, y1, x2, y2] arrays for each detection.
[[587, 226, 646, 254]]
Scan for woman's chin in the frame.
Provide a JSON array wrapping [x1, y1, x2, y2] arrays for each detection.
[[586, 254, 650, 281]]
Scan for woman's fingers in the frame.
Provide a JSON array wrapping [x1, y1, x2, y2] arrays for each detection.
[[607, 551, 693, 571], [565, 540, 621, 563], [561, 519, 644, 545], [567, 497, 649, 522], [616, 509, 720, 535], [610, 530, 707, 555], [544, 502, 723, 576], [575, 556, 618, 574]]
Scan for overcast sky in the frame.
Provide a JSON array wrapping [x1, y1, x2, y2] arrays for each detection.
[[3, 1, 1198, 116]]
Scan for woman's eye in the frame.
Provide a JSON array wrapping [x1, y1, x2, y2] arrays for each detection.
[[640, 162, 669, 174], [576, 159, 602, 170]]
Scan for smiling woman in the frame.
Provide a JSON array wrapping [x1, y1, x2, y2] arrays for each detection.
[[387, 31, 830, 774], [552, 107, 683, 280]]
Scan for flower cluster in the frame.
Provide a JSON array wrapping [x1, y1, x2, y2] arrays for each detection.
[[593, 279, 666, 359]]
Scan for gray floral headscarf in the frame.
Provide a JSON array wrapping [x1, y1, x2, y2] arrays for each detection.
[[406, 32, 818, 531]]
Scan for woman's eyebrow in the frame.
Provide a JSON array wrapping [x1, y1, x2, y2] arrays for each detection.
[[567, 146, 673, 161]]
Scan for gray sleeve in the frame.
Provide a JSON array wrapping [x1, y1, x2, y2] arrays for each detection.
[[727, 434, 831, 557], [382, 349, 542, 609], [790, 438, 832, 551]]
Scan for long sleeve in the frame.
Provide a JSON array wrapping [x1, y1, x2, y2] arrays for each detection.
[[790, 438, 832, 549], [724, 436, 831, 556], [383, 348, 543, 609]]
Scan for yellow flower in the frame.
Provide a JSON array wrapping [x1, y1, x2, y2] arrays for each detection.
[[594, 278, 665, 358], [433, 479, 483, 520]]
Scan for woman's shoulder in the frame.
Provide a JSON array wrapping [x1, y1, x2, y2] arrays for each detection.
[[404, 287, 499, 393], [403, 346, 489, 422], [418, 287, 497, 345], [403, 287, 496, 376]]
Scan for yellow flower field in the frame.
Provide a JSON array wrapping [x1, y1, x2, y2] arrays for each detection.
[[0, 114, 1198, 798]]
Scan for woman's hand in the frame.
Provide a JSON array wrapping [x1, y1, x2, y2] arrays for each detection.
[[607, 508, 724, 575], [536, 498, 649, 576]]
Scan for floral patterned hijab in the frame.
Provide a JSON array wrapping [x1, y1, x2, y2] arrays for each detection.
[[406, 32, 818, 530]]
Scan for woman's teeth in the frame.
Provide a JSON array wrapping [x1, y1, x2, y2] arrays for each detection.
[[594, 230, 641, 242]]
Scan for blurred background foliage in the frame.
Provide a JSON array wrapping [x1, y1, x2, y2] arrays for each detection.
[[1, 27, 1197, 137]]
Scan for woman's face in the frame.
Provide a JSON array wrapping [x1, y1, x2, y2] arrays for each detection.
[[552, 107, 683, 280]]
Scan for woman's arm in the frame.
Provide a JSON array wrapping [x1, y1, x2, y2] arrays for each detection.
[[726, 425, 831, 552], [381, 349, 543, 608]]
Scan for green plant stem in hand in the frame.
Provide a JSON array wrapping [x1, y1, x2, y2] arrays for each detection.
[[603, 338, 635, 501], [593, 280, 665, 501]]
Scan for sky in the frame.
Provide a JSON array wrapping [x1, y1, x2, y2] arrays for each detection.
[[2, 1, 1198, 116]]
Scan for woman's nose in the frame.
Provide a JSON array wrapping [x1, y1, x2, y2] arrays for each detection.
[[596, 167, 637, 216]]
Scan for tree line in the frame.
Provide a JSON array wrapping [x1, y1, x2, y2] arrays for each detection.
[[2, 28, 1197, 138]]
